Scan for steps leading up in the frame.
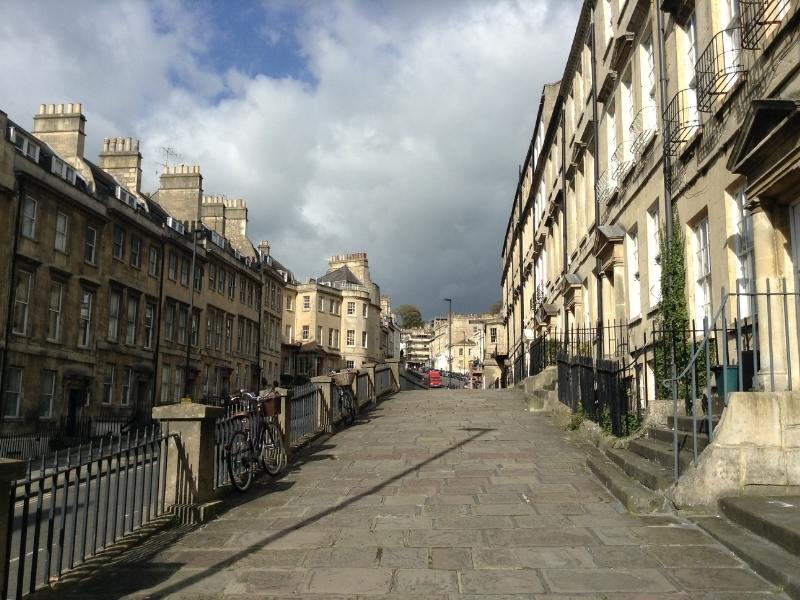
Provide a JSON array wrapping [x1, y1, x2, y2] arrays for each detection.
[[720, 496, 800, 557], [628, 437, 693, 473], [648, 425, 711, 453], [605, 447, 674, 491], [694, 514, 800, 599], [587, 453, 664, 513]]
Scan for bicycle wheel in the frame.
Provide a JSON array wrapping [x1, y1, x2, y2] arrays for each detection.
[[341, 389, 356, 425], [226, 430, 254, 492], [261, 420, 287, 476]]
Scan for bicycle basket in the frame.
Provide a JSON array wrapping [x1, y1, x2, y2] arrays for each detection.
[[259, 393, 282, 417], [332, 370, 356, 387]]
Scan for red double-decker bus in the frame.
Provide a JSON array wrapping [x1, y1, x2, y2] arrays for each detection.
[[428, 370, 442, 388]]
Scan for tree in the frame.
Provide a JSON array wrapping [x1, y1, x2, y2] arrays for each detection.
[[396, 304, 424, 328], [488, 299, 503, 314]]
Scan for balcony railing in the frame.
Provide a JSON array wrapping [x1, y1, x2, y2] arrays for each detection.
[[696, 27, 747, 111], [595, 168, 619, 206], [629, 104, 659, 155], [741, 0, 791, 49], [663, 89, 702, 156], [611, 139, 637, 181]]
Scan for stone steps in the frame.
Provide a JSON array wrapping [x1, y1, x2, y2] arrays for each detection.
[[628, 437, 693, 473], [667, 414, 720, 434], [694, 514, 800, 599], [647, 425, 711, 453], [720, 496, 800, 557], [586, 453, 664, 513], [605, 447, 674, 491]]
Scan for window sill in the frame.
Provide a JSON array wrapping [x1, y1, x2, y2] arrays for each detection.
[[39, 416, 56, 422], [647, 303, 661, 317], [628, 315, 642, 326]]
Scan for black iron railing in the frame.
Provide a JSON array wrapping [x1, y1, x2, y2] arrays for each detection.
[[663, 89, 702, 156], [696, 27, 746, 111], [289, 383, 322, 446], [3, 427, 173, 599], [741, 0, 791, 49], [630, 104, 659, 156]]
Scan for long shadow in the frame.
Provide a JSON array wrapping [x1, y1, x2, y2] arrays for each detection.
[[46, 424, 494, 597]]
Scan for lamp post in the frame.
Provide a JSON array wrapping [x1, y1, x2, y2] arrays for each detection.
[[443, 298, 452, 387], [184, 226, 207, 399]]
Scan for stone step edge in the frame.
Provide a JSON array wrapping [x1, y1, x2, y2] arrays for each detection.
[[629, 437, 694, 472], [605, 447, 674, 491], [586, 454, 668, 514], [693, 515, 800, 600], [720, 497, 800, 557]]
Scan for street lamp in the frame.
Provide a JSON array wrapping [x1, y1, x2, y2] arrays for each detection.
[[184, 226, 208, 399], [443, 298, 452, 387]]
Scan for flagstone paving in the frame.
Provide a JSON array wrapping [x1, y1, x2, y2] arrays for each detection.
[[35, 388, 788, 599]]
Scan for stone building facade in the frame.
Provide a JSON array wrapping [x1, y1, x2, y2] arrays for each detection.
[[501, 0, 800, 398], [0, 102, 292, 433]]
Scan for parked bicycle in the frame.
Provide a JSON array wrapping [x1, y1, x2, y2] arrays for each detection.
[[331, 370, 357, 426], [225, 390, 287, 492]]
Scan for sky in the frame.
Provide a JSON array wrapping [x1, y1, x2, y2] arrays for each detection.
[[1, 0, 579, 319]]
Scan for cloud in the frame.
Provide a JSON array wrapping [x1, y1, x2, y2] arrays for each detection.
[[0, 0, 579, 319]]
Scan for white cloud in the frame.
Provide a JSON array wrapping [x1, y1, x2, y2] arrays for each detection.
[[1, 0, 579, 318]]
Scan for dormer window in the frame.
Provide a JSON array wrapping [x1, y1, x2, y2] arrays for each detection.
[[9, 127, 40, 162], [115, 186, 137, 209], [51, 156, 77, 185]]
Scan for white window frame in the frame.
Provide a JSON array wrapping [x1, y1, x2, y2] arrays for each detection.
[[144, 303, 155, 349], [55, 211, 69, 252], [13, 271, 32, 335], [47, 281, 63, 341], [362, 331, 368, 348], [20, 196, 37, 239], [303, 295, 311, 311], [346, 329, 355, 346], [103, 365, 115, 405], [161, 365, 171, 404], [4, 367, 23, 418], [41, 370, 56, 418], [647, 206, 662, 308], [121, 367, 133, 407], [347, 302, 355, 316], [302, 325, 309, 341], [693, 218, 713, 324], [126, 295, 139, 345], [85, 226, 97, 265], [627, 229, 642, 319], [732, 187, 754, 318], [79, 290, 94, 348], [108, 290, 122, 342], [112, 226, 125, 260]]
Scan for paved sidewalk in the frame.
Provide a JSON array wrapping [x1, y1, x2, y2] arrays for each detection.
[[37, 389, 786, 599]]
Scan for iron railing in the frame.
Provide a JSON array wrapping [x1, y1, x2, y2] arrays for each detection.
[[213, 400, 251, 489], [741, 0, 792, 48], [595, 168, 618, 206], [375, 366, 393, 397], [356, 372, 371, 406], [3, 427, 173, 599], [629, 104, 659, 156], [289, 383, 322, 446], [696, 27, 746, 111], [663, 89, 702, 156], [664, 280, 800, 479], [611, 139, 637, 181]]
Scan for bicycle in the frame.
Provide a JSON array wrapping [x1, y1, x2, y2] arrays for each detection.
[[331, 370, 357, 426], [225, 390, 288, 492]]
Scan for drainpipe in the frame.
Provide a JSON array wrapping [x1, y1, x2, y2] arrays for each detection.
[[152, 235, 166, 406], [517, 169, 525, 378], [561, 106, 568, 333], [656, 1, 680, 478], [0, 176, 24, 420], [590, 3, 605, 356]]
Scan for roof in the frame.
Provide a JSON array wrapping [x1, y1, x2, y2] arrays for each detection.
[[318, 265, 363, 286]]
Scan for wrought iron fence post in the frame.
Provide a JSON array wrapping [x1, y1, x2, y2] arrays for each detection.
[[151, 403, 224, 523], [311, 376, 335, 433], [0, 459, 26, 597]]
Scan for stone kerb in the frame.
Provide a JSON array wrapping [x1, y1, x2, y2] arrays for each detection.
[[152, 403, 223, 523], [672, 391, 800, 508]]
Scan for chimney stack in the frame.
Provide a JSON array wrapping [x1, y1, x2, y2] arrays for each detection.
[[32, 103, 87, 161], [99, 137, 142, 193], [258, 240, 271, 258], [158, 164, 203, 228]]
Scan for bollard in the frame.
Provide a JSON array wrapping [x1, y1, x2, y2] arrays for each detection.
[[152, 403, 224, 523]]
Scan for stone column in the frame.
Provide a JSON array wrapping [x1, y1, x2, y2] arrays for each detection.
[[386, 358, 401, 392], [274, 388, 293, 461], [152, 403, 224, 523], [0, 459, 26, 587], [311, 376, 334, 433], [750, 202, 790, 390]]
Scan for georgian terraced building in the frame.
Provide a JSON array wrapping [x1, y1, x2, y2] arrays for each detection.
[[0, 102, 294, 433], [502, 0, 800, 395]]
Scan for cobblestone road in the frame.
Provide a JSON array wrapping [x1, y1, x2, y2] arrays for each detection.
[[38, 389, 786, 599]]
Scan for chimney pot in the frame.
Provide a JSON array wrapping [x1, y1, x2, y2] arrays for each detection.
[[38, 104, 45, 115]]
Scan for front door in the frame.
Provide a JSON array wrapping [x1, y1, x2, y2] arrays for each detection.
[[66, 388, 84, 436]]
